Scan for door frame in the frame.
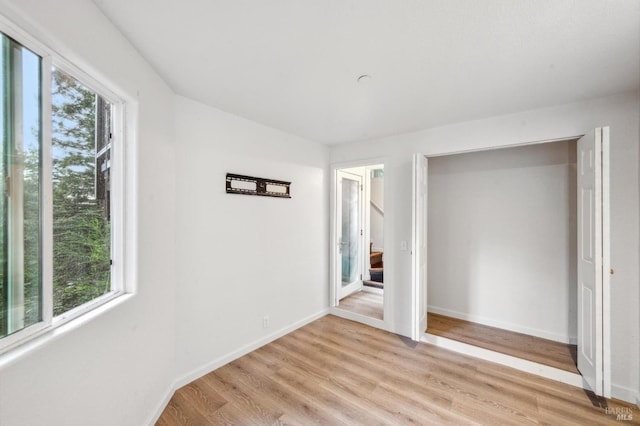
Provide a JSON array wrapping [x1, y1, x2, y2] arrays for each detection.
[[330, 158, 388, 323], [411, 133, 611, 397], [411, 153, 428, 341], [336, 169, 364, 300]]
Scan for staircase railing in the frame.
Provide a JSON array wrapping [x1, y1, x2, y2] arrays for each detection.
[[370, 200, 384, 216]]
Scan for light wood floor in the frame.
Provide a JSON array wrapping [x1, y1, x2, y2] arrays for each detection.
[[427, 312, 579, 374], [338, 289, 383, 320], [157, 315, 638, 425]]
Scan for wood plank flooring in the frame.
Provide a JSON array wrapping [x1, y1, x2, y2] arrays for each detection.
[[427, 312, 579, 374], [157, 315, 638, 425], [337, 289, 383, 319]]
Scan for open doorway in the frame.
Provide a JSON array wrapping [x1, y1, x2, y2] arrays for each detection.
[[333, 164, 384, 321], [413, 128, 611, 397]]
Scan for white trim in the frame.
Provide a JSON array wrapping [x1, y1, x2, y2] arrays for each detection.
[[423, 333, 584, 389], [0, 322, 51, 354], [122, 100, 139, 296], [146, 309, 330, 426], [0, 293, 132, 365], [331, 157, 388, 172], [411, 154, 419, 340], [411, 153, 428, 341], [1, 291, 124, 355], [428, 305, 577, 345], [0, 12, 50, 58], [424, 135, 584, 158], [41, 53, 53, 326], [147, 386, 176, 426], [601, 127, 611, 398], [608, 384, 640, 406], [51, 291, 124, 327], [336, 169, 365, 299], [370, 199, 384, 216], [109, 100, 127, 295], [329, 166, 337, 306], [51, 58, 123, 107]]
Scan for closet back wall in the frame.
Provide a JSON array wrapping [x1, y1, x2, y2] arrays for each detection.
[[427, 140, 577, 343]]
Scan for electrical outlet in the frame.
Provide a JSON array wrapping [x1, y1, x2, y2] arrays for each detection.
[[263, 316, 269, 329]]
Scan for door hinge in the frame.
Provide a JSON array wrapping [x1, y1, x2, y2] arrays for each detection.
[[360, 274, 363, 280], [360, 229, 363, 236]]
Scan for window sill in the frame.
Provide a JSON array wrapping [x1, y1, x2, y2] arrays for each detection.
[[0, 292, 133, 368]]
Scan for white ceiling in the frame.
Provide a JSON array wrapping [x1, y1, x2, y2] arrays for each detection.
[[93, 0, 639, 145]]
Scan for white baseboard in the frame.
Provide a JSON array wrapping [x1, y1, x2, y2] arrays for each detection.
[[610, 384, 640, 405], [423, 333, 583, 388], [428, 305, 577, 344], [146, 383, 176, 426], [145, 308, 329, 426]]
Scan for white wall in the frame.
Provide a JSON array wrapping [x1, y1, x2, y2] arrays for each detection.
[[0, 1, 177, 425], [330, 91, 640, 403], [428, 141, 577, 343], [173, 96, 329, 382], [0, 4, 330, 424]]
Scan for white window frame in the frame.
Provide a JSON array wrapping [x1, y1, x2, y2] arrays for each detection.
[[0, 14, 127, 354]]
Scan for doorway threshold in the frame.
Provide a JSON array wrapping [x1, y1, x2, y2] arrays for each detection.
[[427, 312, 578, 373], [422, 332, 583, 390]]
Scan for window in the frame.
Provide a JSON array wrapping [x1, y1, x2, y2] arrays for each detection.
[[51, 68, 113, 316], [0, 27, 123, 351], [0, 33, 42, 338]]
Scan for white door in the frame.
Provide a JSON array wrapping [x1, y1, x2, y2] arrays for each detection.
[[577, 128, 605, 396], [337, 170, 363, 300], [411, 154, 428, 341]]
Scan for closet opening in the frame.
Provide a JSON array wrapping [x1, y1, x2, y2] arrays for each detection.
[[426, 139, 578, 371], [413, 129, 611, 396]]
